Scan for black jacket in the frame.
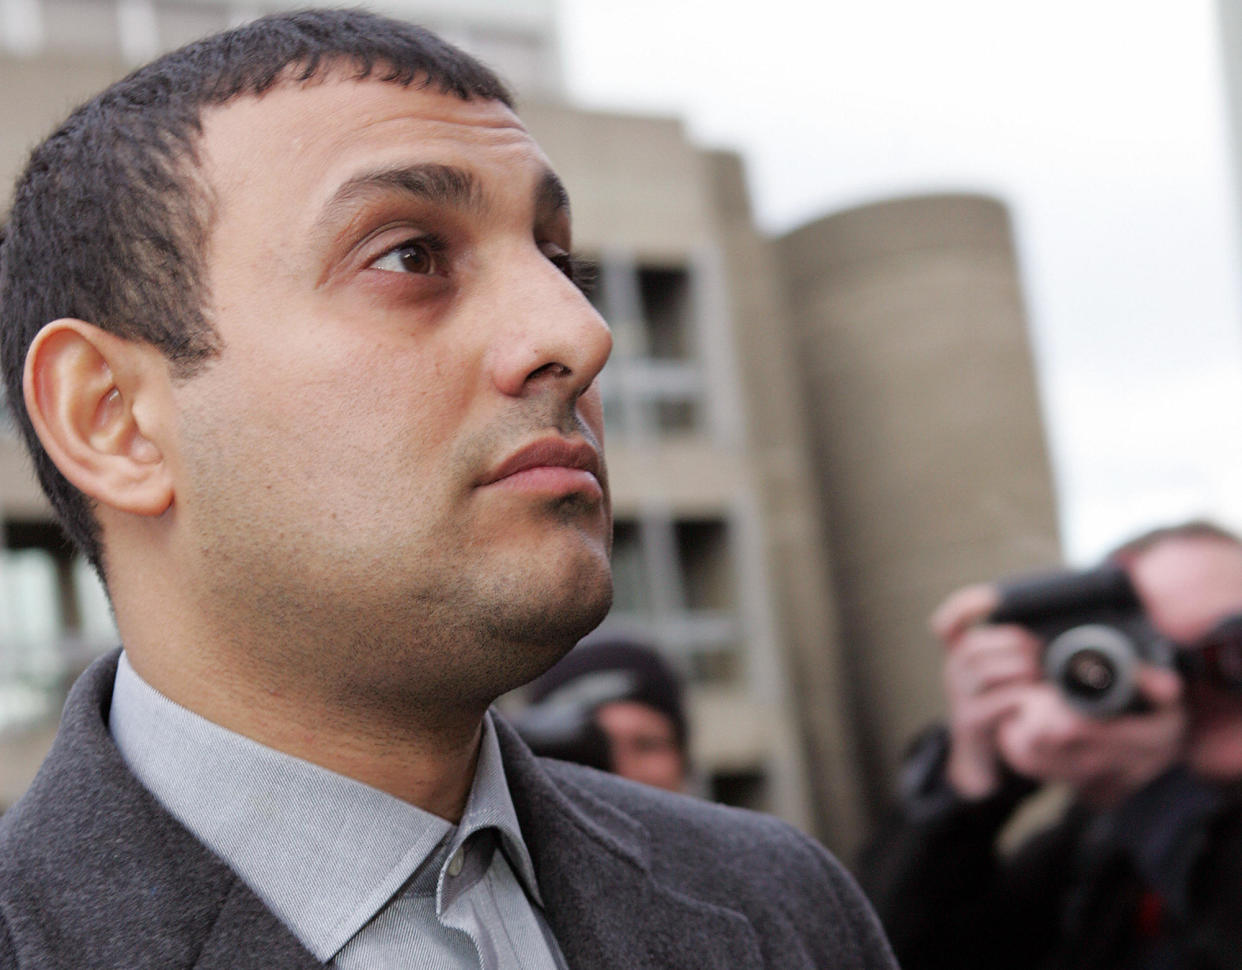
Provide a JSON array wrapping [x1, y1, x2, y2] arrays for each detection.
[[859, 727, 1242, 970]]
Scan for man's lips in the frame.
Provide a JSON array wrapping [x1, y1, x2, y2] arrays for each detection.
[[477, 437, 604, 499]]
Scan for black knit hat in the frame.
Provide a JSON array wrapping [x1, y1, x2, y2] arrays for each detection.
[[526, 639, 688, 749]]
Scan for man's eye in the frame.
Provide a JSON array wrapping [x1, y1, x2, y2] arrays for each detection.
[[370, 237, 444, 276], [542, 244, 595, 294], [547, 249, 573, 279]]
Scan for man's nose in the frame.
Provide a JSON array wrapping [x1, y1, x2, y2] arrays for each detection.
[[487, 255, 612, 401]]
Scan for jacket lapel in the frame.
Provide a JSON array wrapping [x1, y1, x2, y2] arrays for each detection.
[[6, 652, 323, 970], [191, 881, 322, 970], [495, 717, 764, 969]]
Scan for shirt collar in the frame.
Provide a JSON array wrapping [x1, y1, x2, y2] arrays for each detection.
[[456, 704, 543, 906], [108, 651, 542, 960]]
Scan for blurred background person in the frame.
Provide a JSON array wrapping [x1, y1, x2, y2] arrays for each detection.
[[512, 639, 689, 793], [859, 520, 1242, 970]]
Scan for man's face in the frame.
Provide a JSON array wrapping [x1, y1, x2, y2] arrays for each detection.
[[166, 75, 613, 708], [594, 700, 686, 792], [1130, 535, 1242, 778]]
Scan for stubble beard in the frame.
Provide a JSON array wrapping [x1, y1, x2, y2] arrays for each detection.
[[319, 540, 614, 726], [183, 388, 613, 723]]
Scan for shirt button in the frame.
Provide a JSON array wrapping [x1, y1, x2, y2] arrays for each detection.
[[447, 846, 465, 877]]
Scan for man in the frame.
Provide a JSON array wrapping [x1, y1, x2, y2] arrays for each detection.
[[517, 638, 691, 792], [860, 521, 1242, 969], [0, 10, 894, 969]]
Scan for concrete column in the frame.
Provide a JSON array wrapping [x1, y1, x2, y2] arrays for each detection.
[[776, 194, 1061, 814]]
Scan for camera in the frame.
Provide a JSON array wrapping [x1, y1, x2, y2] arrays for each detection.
[[989, 562, 1174, 717]]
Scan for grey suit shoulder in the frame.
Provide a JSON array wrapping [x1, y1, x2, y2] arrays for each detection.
[[0, 652, 895, 969], [511, 749, 892, 968]]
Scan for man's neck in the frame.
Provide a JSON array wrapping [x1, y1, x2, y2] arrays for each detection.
[[123, 646, 487, 822]]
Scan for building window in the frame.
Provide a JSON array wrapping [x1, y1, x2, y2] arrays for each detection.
[[0, 547, 60, 656], [638, 265, 694, 361], [591, 254, 706, 439], [604, 513, 738, 684], [675, 518, 732, 612], [73, 555, 115, 642], [0, 520, 116, 733], [609, 519, 649, 616], [650, 388, 700, 434], [709, 768, 766, 812]]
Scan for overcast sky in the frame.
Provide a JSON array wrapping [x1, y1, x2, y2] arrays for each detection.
[[557, 0, 1242, 563]]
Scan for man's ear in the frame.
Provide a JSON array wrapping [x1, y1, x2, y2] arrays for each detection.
[[23, 319, 174, 517]]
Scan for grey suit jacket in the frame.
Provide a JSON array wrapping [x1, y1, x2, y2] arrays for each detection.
[[0, 652, 895, 969]]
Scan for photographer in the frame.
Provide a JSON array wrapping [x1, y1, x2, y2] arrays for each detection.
[[859, 521, 1242, 970]]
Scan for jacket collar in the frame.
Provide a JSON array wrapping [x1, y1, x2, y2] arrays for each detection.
[[4, 650, 321, 969], [494, 716, 763, 969]]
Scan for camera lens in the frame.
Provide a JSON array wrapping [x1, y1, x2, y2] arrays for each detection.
[[1043, 624, 1139, 716], [1062, 649, 1117, 699]]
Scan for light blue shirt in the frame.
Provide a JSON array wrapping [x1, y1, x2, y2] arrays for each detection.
[[108, 652, 566, 969]]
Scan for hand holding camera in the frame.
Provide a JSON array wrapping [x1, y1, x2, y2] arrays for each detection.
[[989, 564, 1173, 717], [993, 665, 1185, 808], [934, 585, 1041, 799], [932, 565, 1191, 806]]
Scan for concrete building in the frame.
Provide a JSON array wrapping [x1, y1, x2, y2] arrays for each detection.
[[0, 0, 1062, 861], [776, 195, 1062, 807], [0, 0, 563, 95]]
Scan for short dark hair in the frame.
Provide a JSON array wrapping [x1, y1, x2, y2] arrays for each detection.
[[0, 8, 513, 576]]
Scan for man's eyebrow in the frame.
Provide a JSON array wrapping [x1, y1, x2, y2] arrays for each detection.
[[536, 169, 570, 220], [317, 163, 483, 228]]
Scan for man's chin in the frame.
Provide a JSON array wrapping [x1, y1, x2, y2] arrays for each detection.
[[508, 567, 613, 649], [471, 579, 612, 700]]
